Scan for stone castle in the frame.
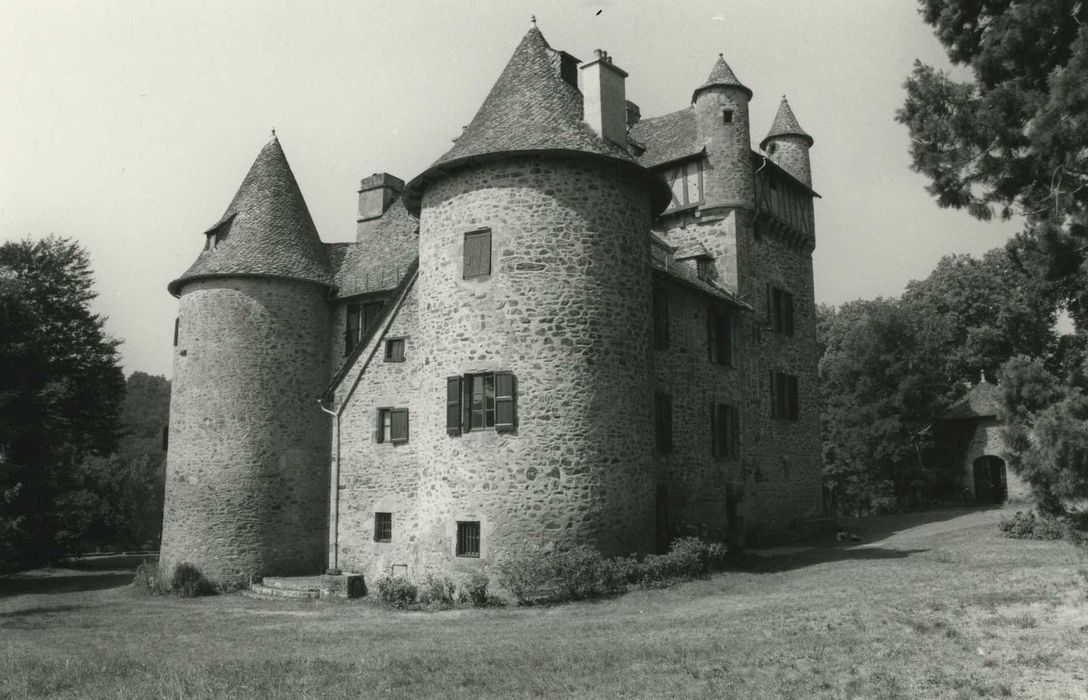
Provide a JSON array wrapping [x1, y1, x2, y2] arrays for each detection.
[[161, 25, 824, 586]]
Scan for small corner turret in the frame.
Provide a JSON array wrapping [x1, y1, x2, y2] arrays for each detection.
[[692, 52, 754, 212], [761, 96, 814, 187]]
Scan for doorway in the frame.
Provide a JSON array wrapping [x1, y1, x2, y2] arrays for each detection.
[[973, 456, 1008, 504]]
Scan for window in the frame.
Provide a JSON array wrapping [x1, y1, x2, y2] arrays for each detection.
[[374, 513, 392, 543], [708, 308, 735, 367], [770, 372, 799, 420], [385, 338, 405, 362], [376, 407, 409, 443], [711, 403, 739, 459], [696, 257, 713, 281], [463, 229, 492, 279], [173, 318, 179, 347], [456, 521, 480, 557], [767, 285, 795, 336], [344, 300, 386, 355], [655, 391, 672, 453], [446, 372, 516, 435], [662, 159, 705, 211], [653, 287, 669, 350], [722, 109, 734, 124]]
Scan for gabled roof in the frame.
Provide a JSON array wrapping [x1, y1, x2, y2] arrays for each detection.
[[402, 26, 670, 215], [761, 96, 813, 149], [328, 198, 418, 298], [938, 381, 1003, 421], [628, 107, 702, 168], [691, 54, 752, 102], [169, 135, 331, 296]]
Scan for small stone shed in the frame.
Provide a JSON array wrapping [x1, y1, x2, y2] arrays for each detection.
[[930, 378, 1029, 505]]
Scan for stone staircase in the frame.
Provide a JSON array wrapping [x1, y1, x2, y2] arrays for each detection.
[[242, 573, 365, 601]]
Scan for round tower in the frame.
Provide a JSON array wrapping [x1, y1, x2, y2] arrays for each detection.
[[761, 96, 814, 186], [161, 135, 332, 586], [402, 26, 671, 569], [692, 54, 755, 210]]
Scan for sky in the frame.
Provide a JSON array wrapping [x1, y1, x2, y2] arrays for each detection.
[[0, 0, 1024, 379]]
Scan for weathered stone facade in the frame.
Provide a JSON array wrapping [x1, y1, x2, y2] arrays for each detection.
[[162, 26, 827, 586]]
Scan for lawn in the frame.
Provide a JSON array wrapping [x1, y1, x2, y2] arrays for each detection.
[[1, 506, 1086, 699]]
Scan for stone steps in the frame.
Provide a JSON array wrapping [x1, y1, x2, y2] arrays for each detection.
[[242, 573, 365, 601], [243, 582, 321, 600]]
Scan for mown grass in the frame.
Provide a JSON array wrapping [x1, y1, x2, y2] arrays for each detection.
[[1, 507, 1086, 699]]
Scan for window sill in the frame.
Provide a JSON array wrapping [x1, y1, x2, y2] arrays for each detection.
[[384, 358, 406, 363]]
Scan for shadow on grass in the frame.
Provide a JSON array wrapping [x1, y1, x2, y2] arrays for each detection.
[[739, 546, 930, 574], [831, 506, 1002, 545], [0, 604, 86, 618], [0, 572, 133, 598], [62, 553, 156, 572]]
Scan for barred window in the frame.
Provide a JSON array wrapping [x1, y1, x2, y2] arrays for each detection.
[[374, 513, 392, 543], [456, 521, 480, 557]]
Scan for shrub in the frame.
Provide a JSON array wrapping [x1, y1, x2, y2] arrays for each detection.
[[999, 511, 1066, 540], [499, 545, 627, 605], [629, 538, 738, 586], [132, 561, 168, 595], [418, 574, 457, 609], [375, 575, 418, 609], [170, 562, 216, 597], [459, 571, 492, 608]]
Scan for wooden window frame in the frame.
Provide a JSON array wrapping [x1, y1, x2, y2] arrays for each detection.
[[448, 372, 517, 435], [376, 407, 409, 444], [663, 159, 706, 211], [463, 229, 492, 280], [374, 512, 392, 543], [770, 372, 800, 421], [384, 337, 406, 363], [711, 403, 740, 460], [456, 521, 480, 558], [767, 285, 795, 337]]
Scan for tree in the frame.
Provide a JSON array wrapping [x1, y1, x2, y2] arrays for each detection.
[[0, 237, 125, 573], [898, 0, 1088, 323]]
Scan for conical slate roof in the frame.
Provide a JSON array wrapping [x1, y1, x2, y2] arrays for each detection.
[[168, 135, 331, 296], [691, 54, 752, 102], [402, 25, 670, 214], [761, 96, 814, 149]]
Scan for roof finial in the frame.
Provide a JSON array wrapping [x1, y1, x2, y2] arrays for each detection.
[[270, 128, 277, 141], [530, 14, 536, 27], [980, 369, 986, 384]]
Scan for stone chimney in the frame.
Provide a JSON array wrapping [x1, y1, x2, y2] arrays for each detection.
[[357, 173, 404, 222], [579, 49, 628, 147]]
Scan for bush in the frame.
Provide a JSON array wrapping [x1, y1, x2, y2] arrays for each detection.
[[132, 561, 168, 595], [375, 575, 418, 609], [999, 511, 1066, 540], [459, 571, 493, 608], [629, 538, 737, 586], [418, 574, 456, 609], [499, 545, 627, 605], [170, 562, 216, 597]]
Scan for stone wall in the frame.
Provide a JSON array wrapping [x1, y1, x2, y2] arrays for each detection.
[[161, 277, 331, 585], [959, 418, 1030, 502], [412, 155, 657, 576]]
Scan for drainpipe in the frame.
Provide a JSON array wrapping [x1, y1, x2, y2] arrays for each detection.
[[318, 398, 340, 574]]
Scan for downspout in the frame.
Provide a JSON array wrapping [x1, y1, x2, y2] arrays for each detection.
[[318, 398, 341, 574]]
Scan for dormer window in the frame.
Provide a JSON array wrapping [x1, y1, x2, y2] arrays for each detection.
[[662, 159, 705, 212], [203, 216, 234, 251]]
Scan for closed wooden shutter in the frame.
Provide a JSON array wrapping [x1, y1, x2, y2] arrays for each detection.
[[495, 372, 516, 433], [463, 230, 492, 279], [728, 405, 740, 458], [707, 308, 718, 363], [390, 408, 409, 443], [784, 292, 795, 337], [375, 408, 385, 443], [656, 392, 672, 453], [788, 375, 799, 420], [446, 376, 462, 435]]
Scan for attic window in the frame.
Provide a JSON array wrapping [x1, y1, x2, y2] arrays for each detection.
[[722, 109, 734, 124], [203, 217, 233, 251], [768, 143, 778, 156]]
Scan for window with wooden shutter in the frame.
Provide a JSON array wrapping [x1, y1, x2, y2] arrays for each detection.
[[784, 292, 795, 337], [653, 287, 669, 350], [376, 408, 391, 443], [655, 391, 672, 454], [768, 286, 795, 336], [466, 373, 496, 430], [463, 229, 492, 279], [446, 376, 462, 435], [711, 403, 739, 459], [771, 372, 800, 421], [495, 372, 516, 432], [390, 408, 409, 443], [345, 304, 361, 355], [708, 308, 734, 367]]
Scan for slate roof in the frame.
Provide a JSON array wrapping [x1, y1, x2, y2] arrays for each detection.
[[328, 197, 418, 298], [402, 26, 671, 215], [761, 96, 813, 149], [939, 381, 1003, 421], [628, 107, 702, 168], [169, 136, 331, 296], [692, 54, 752, 102]]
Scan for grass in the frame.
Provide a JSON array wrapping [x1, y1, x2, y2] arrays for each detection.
[[1, 507, 1086, 699]]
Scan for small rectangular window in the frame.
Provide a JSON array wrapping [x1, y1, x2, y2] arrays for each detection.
[[767, 285, 795, 337], [376, 407, 410, 443], [722, 109, 734, 124], [712, 403, 740, 459], [467, 373, 496, 430], [173, 318, 180, 347], [708, 308, 735, 367], [655, 391, 672, 454], [770, 372, 799, 421], [374, 513, 392, 543], [385, 338, 405, 362], [653, 287, 669, 350], [456, 521, 480, 557], [463, 229, 492, 279]]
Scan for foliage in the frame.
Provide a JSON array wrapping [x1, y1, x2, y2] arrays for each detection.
[[169, 563, 215, 598], [0, 237, 125, 573], [499, 545, 629, 605], [418, 574, 457, 609], [458, 571, 493, 608], [898, 1, 1088, 324], [132, 561, 169, 595], [998, 511, 1066, 541], [374, 575, 418, 609]]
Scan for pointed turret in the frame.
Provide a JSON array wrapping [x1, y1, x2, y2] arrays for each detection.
[[402, 24, 670, 214], [691, 53, 752, 103], [760, 96, 814, 186], [168, 134, 331, 296]]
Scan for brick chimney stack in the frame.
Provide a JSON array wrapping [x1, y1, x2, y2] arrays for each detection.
[[580, 49, 628, 147]]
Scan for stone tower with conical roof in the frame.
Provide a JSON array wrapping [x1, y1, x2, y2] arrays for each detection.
[[762, 96, 814, 187], [161, 135, 332, 585]]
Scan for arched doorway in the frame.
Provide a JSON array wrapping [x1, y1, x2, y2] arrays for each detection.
[[973, 456, 1008, 504]]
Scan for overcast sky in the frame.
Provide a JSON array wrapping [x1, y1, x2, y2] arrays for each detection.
[[0, 0, 1023, 379]]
